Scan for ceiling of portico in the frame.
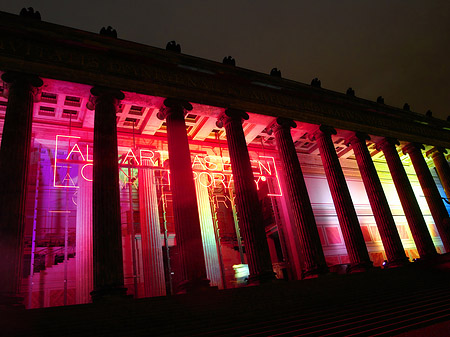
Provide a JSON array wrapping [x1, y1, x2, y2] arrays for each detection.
[[0, 76, 444, 167]]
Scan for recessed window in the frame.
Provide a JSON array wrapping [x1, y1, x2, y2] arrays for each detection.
[[124, 117, 139, 127], [185, 113, 198, 123], [62, 109, 78, 119], [38, 106, 56, 117], [0, 101, 7, 111], [64, 96, 81, 107], [41, 92, 57, 104], [129, 105, 144, 116]]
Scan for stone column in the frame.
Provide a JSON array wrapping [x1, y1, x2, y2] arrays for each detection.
[[310, 126, 372, 272], [376, 138, 437, 258], [217, 109, 274, 284], [138, 163, 166, 297], [0, 72, 42, 305], [156, 98, 209, 292], [195, 178, 223, 288], [272, 118, 328, 278], [348, 133, 408, 267], [75, 167, 93, 304], [89, 87, 127, 301], [403, 143, 450, 252], [428, 148, 450, 200]]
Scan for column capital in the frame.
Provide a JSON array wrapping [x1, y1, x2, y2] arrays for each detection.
[[216, 108, 249, 128], [1, 72, 43, 88], [346, 132, 370, 146], [271, 117, 297, 134], [157, 98, 193, 120], [87, 86, 124, 110], [375, 137, 399, 151], [426, 147, 448, 158], [402, 142, 425, 155], [308, 125, 336, 142]]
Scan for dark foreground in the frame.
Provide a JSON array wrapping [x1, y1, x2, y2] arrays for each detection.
[[2, 257, 450, 336]]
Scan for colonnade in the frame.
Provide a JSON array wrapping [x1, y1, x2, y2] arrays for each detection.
[[0, 72, 450, 305]]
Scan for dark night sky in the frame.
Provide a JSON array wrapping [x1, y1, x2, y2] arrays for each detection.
[[1, 1, 449, 120]]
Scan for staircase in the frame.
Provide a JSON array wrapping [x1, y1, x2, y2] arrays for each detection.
[[4, 257, 450, 336]]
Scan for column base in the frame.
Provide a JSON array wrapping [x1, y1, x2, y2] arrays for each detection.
[[417, 250, 439, 261], [346, 261, 373, 274], [383, 257, 410, 269], [90, 286, 129, 302], [302, 265, 330, 279], [0, 293, 24, 309], [177, 278, 211, 294], [411, 252, 450, 268], [247, 271, 276, 285]]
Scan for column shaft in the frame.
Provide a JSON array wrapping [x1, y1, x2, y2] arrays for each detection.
[[273, 118, 328, 277], [403, 143, 450, 252], [195, 178, 223, 288], [377, 138, 437, 258], [349, 133, 408, 267], [157, 98, 209, 292], [313, 127, 372, 272], [91, 87, 127, 301], [0, 73, 42, 304], [138, 163, 166, 297], [75, 169, 93, 304], [218, 109, 274, 284]]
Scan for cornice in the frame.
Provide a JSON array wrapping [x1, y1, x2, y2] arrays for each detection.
[[1, 11, 449, 147]]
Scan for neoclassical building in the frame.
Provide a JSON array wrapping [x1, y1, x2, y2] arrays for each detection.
[[1, 9, 450, 309]]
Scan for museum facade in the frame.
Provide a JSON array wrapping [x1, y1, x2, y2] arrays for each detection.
[[0, 9, 450, 309]]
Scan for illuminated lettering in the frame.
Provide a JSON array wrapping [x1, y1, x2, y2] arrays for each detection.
[[62, 172, 77, 187], [258, 160, 271, 175], [54, 135, 80, 188], [254, 176, 262, 190], [123, 148, 140, 165], [139, 149, 156, 166], [52, 135, 282, 197], [198, 172, 213, 188], [227, 175, 234, 189], [260, 156, 282, 197], [222, 157, 232, 172], [66, 144, 85, 161], [204, 156, 218, 171], [86, 145, 93, 162], [156, 150, 169, 165], [81, 163, 93, 181], [212, 173, 227, 189], [214, 195, 228, 208], [192, 154, 207, 170]]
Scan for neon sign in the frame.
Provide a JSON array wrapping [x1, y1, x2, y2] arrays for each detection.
[[53, 135, 282, 196]]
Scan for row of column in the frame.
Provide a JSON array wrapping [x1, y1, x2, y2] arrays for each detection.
[[1, 73, 450, 304]]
